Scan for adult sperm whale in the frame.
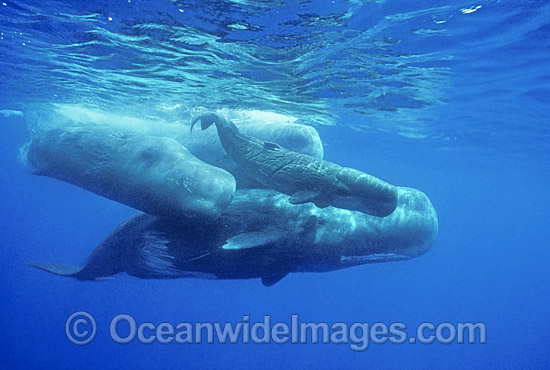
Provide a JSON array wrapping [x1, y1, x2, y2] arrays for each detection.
[[28, 188, 438, 286], [27, 126, 236, 219], [191, 113, 397, 217]]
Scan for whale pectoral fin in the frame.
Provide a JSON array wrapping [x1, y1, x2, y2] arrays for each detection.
[[222, 230, 282, 250], [263, 141, 282, 150], [289, 191, 330, 208], [261, 273, 288, 287], [27, 261, 83, 277], [289, 190, 320, 205], [314, 201, 330, 208]]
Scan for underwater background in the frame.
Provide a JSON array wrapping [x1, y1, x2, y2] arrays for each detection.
[[1, 0, 549, 368]]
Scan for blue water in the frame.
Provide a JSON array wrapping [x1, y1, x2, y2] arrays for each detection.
[[1, 0, 549, 368]]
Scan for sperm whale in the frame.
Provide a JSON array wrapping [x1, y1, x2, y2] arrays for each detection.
[[191, 112, 397, 217]]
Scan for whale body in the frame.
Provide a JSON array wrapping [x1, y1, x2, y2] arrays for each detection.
[[192, 113, 398, 217], [28, 188, 438, 286], [26, 104, 325, 189], [27, 126, 236, 219], [24, 106, 438, 285]]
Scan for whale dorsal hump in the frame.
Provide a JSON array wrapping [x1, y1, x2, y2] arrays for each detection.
[[261, 273, 288, 287]]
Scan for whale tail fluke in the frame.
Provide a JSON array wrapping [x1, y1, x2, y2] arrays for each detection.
[[191, 113, 222, 132], [27, 261, 115, 280], [190, 112, 238, 136], [27, 261, 85, 278]]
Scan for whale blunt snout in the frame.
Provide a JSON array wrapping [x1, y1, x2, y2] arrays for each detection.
[[371, 194, 398, 218], [389, 187, 439, 258], [353, 182, 398, 218], [335, 168, 398, 217]]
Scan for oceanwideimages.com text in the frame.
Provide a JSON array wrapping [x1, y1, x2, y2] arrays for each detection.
[[66, 312, 487, 350]]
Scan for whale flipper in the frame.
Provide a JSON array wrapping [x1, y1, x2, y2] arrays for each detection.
[[27, 261, 84, 278], [289, 190, 321, 205], [314, 201, 330, 209], [261, 274, 288, 287], [222, 231, 282, 250], [263, 141, 281, 150], [289, 191, 331, 208]]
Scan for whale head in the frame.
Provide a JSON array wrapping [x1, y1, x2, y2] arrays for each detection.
[[336, 186, 438, 268], [333, 168, 398, 217]]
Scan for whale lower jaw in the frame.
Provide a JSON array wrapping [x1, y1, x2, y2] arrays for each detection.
[[340, 253, 411, 264]]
